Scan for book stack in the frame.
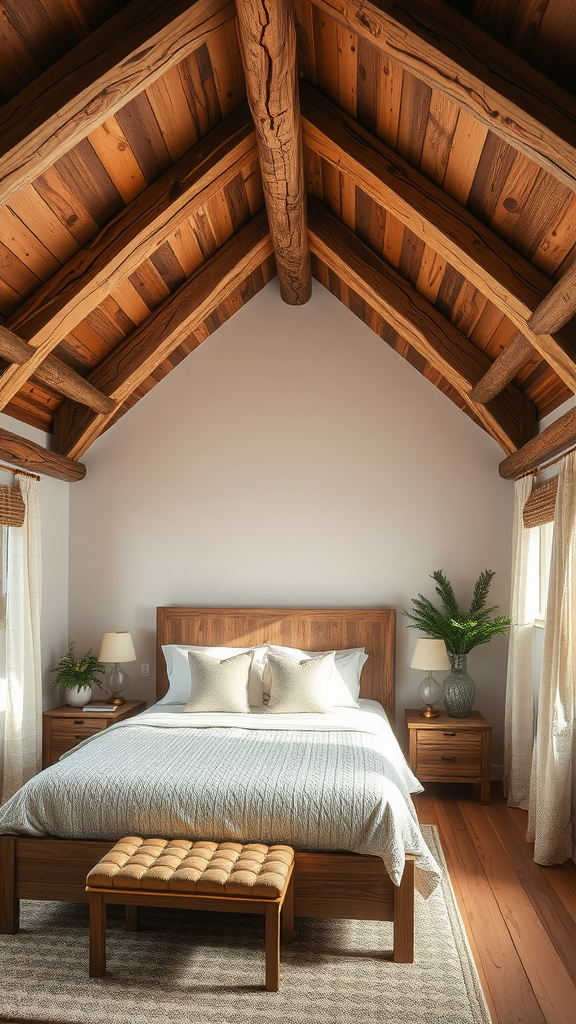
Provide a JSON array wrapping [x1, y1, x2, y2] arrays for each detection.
[[82, 704, 116, 712]]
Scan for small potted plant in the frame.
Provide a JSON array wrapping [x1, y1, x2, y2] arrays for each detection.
[[406, 570, 511, 717], [50, 642, 105, 707]]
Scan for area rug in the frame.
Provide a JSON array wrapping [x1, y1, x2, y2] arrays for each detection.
[[0, 825, 490, 1024]]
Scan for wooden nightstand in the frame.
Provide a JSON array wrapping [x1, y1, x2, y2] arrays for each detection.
[[42, 700, 146, 768], [405, 709, 492, 805]]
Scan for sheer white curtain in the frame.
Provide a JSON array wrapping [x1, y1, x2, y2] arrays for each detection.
[[504, 476, 540, 809], [527, 452, 576, 864], [0, 476, 42, 803]]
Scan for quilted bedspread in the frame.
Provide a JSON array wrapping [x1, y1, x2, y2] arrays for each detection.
[[0, 701, 441, 896]]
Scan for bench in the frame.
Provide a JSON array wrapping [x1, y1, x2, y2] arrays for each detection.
[[86, 836, 295, 991]]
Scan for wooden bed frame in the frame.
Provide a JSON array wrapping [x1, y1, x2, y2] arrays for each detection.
[[0, 606, 415, 962]]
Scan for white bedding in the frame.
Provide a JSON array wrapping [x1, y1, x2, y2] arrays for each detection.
[[0, 700, 441, 897]]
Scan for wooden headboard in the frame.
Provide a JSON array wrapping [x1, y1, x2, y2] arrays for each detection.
[[156, 607, 396, 719]]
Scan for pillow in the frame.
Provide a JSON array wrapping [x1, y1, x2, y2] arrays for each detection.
[[263, 645, 368, 707], [182, 650, 252, 713], [266, 651, 335, 714], [160, 644, 268, 706]]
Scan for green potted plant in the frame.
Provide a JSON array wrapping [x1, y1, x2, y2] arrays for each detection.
[[406, 569, 511, 717], [50, 642, 105, 707]]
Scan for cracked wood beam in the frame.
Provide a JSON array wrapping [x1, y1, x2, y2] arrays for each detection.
[[0, 106, 255, 413], [471, 257, 576, 404], [310, 0, 576, 190], [54, 211, 273, 460], [301, 83, 576, 394], [499, 405, 576, 479], [0, 325, 114, 415], [308, 198, 535, 455], [0, 0, 235, 206], [0, 428, 85, 482], [235, 0, 311, 304]]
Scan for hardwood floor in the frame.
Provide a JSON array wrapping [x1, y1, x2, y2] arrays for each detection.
[[414, 782, 576, 1024]]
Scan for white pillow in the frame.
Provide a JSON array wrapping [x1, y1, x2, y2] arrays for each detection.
[[264, 645, 368, 707], [160, 644, 268, 706], [266, 652, 334, 714], [182, 650, 252, 713]]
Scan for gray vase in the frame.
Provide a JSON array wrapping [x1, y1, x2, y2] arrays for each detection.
[[443, 653, 475, 717]]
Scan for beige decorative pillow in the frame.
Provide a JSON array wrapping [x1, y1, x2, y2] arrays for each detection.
[[182, 650, 252, 713], [266, 652, 335, 714]]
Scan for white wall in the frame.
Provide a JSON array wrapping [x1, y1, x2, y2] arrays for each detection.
[[0, 414, 69, 709], [68, 279, 514, 769]]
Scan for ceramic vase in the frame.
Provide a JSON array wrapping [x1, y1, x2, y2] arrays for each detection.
[[443, 654, 474, 717], [65, 684, 92, 707]]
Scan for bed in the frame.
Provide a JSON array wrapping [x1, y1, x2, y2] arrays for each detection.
[[0, 606, 438, 962]]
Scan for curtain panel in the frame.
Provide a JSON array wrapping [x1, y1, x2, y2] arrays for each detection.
[[527, 452, 576, 864], [0, 476, 42, 804], [504, 476, 540, 809]]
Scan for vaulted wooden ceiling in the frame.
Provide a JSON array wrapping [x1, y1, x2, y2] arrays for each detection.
[[0, 0, 575, 482]]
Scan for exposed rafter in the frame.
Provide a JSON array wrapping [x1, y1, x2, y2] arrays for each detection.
[[309, 0, 576, 190], [0, 106, 256, 414], [499, 405, 576, 480], [0, 0, 236, 206], [0, 326, 114, 415], [54, 211, 273, 459], [308, 198, 535, 455], [235, 0, 311, 304], [0, 428, 85, 483], [471, 257, 576, 403], [301, 83, 576, 393]]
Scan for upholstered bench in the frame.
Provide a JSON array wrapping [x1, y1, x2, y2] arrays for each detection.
[[86, 837, 295, 991]]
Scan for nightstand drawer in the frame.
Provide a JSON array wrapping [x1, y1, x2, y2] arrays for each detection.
[[416, 731, 482, 777], [416, 729, 482, 752], [51, 718, 108, 740]]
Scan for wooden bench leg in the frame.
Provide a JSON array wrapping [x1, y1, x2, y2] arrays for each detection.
[[265, 903, 281, 991], [393, 855, 414, 963], [280, 871, 294, 943], [89, 892, 106, 977], [125, 904, 139, 931]]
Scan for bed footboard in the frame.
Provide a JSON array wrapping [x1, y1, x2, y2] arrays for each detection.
[[0, 836, 415, 960]]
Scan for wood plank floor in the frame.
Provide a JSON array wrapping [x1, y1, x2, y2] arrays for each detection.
[[414, 782, 576, 1024]]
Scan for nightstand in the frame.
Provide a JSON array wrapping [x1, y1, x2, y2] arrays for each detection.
[[405, 709, 492, 805], [42, 700, 146, 768]]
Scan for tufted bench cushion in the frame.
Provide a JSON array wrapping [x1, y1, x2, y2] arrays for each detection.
[[86, 837, 295, 991], [86, 837, 294, 898]]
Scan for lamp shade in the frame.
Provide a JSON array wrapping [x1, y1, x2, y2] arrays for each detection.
[[99, 631, 136, 663], [410, 638, 450, 671]]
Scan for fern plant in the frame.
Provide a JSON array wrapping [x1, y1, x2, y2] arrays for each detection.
[[50, 642, 105, 691], [406, 569, 511, 655]]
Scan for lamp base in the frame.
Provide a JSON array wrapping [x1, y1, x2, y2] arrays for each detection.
[[107, 695, 126, 706], [420, 703, 440, 718]]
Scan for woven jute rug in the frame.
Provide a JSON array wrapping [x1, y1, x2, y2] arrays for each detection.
[[0, 825, 490, 1024]]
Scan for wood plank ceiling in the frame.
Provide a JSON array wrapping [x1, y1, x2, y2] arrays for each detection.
[[0, 0, 575, 480]]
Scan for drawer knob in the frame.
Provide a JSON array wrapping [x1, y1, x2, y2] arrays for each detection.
[[441, 755, 456, 761], [443, 732, 456, 737], [73, 719, 84, 725]]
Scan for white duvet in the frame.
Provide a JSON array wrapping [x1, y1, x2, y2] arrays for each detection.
[[0, 700, 441, 896]]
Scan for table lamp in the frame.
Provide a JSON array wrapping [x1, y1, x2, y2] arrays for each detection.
[[99, 631, 136, 706], [411, 638, 450, 718]]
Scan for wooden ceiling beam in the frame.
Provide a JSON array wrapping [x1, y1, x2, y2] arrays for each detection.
[[301, 84, 576, 394], [308, 198, 535, 455], [0, 106, 256, 414], [0, 0, 236, 206], [499, 406, 576, 480], [0, 325, 114, 415], [54, 211, 273, 460], [310, 0, 576, 190], [0, 427, 85, 483], [235, 0, 310, 304], [471, 257, 576, 404]]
